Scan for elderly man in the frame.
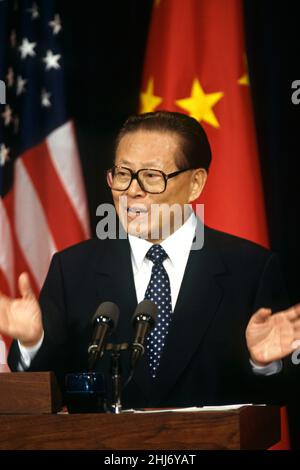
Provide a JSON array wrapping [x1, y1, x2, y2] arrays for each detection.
[[1, 111, 299, 408]]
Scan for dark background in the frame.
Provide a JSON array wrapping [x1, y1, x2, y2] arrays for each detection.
[[58, 0, 300, 447]]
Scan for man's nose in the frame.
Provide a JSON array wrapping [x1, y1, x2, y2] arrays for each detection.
[[126, 177, 145, 197]]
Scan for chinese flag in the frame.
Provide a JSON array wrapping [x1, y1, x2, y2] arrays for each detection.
[[140, 0, 289, 449]]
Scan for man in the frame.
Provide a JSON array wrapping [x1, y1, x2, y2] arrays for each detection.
[[1, 111, 300, 408]]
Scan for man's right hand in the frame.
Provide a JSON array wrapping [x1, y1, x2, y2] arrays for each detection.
[[0, 272, 43, 348]]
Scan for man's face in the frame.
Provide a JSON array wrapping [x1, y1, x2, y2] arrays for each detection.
[[112, 130, 206, 242]]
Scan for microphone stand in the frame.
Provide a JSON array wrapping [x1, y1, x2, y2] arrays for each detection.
[[106, 342, 128, 414]]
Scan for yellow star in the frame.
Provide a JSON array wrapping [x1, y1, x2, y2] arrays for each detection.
[[238, 54, 250, 86], [155, 0, 161, 6], [176, 79, 224, 128], [238, 73, 249, 86], [140, 77, 162, 113]]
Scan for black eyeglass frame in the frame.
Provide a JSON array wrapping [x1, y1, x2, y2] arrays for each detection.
[[106, 165, 191, 194]]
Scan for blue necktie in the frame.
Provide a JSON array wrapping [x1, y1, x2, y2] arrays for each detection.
[[144, 244, 172, 378]]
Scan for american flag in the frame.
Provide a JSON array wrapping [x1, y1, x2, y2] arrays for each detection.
[[0, 0, 90, 367]]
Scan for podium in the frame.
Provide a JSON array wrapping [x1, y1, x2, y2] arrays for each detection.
[[0, 372, 281, 450]]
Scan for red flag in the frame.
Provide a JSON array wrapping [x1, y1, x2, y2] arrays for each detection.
[[140, 0, 288, 449], [140, 0, 267, 246]]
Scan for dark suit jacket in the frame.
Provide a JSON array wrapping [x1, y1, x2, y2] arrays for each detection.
[[8, 225, 291, 408]]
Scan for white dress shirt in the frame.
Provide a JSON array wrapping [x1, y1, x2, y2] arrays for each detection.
[[18, 212, 281, 375]]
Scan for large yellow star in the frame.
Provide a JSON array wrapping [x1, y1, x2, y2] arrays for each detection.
[[140, 77, 163, 113], [176, 79, 224, 128]]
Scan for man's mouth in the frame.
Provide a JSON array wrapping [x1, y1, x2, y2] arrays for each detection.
[[127, 206, 148, 218]]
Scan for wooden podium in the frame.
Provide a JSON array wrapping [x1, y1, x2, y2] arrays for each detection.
[[0, 372, 280, 450]]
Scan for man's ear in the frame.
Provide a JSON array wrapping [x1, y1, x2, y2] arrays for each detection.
[[188, 168, 207, 202]]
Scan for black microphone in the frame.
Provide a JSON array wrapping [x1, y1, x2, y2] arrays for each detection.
[[130, 300, 157, 370], [88, 301, 119, 370]]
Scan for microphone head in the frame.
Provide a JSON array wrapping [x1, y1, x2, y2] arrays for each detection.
[[92, 301, 120, 331], [132, 300, 158, 326]]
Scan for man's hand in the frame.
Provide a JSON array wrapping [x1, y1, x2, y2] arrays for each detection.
[[0, 272, 43, 347], [246, 304, 300, 365]]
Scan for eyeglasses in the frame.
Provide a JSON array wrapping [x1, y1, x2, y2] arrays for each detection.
[[106, 165, 191, 194]]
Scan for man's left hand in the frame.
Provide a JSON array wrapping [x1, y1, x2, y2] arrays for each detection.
[[246, 304, 300, 365]]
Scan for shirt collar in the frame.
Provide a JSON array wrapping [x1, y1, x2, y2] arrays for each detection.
[[128, 212, 197, 272], [128, 233, 153, 273]]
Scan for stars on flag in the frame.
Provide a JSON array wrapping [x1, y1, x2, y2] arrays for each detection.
[[176, 78, 224, 128], [6, 67, 14, 88], [1, 9, 65, 159], [0, 5, 69, 197], [16, 75, 27, 95], [19, 38, 37, 59], [140, 77, 162, 113], [1, 105, 13, 126], [41, 89, 51, 107], [238, 73, 249, 86], [0, 143, 10, 167], [43, 50, 61, 70], [238, 54, 250, 86], [49, 14, 62, 35], [27, 2, 39, 20], [140, 51, 251, 128]]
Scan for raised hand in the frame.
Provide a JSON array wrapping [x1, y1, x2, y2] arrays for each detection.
[[246, 304, 300, 365], [0, 272, 43, 347]]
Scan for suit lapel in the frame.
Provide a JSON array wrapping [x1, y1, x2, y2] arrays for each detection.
[[93, 237, 136, 347], [151, 229, 228, 405]]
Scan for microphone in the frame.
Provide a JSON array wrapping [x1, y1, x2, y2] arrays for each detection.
[[130, 300, 157, 370], [88, 301, 119, 370]]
